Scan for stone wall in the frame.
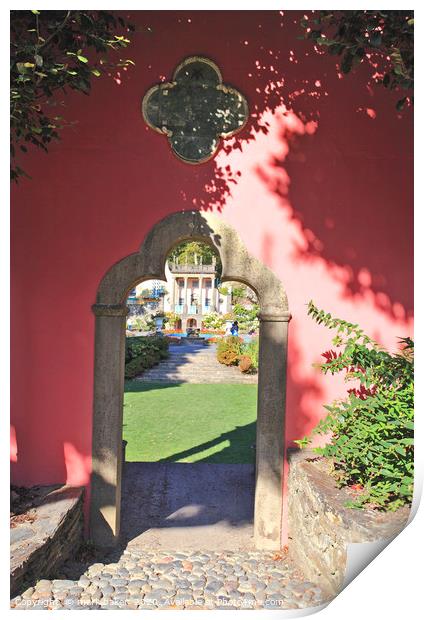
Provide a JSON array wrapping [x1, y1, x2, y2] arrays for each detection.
[[288, 450, 410, 598], [11, 486, 84, 597]]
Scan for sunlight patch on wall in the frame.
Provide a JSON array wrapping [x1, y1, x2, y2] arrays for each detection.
[[207, 102, 412, 443], [10, 425, 18, 463], [64, 442, 91, 486]]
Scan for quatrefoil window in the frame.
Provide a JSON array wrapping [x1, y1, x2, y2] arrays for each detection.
[[142, 56, 249, 164]]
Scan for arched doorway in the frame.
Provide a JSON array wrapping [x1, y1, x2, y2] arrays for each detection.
[[90, 210, 291, 549], [187, 318, 197, 329]]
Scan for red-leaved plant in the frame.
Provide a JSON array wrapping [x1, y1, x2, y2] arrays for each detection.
[[295, 301, 414, 511]]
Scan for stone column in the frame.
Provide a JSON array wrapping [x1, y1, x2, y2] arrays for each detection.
[[171, 276, 176, 312], [183, 276, 188, 314], [210, 277, 215, 312], [254, 311, 291, 550], [90, 303, 129, 548], [199, 277, 203, 315]]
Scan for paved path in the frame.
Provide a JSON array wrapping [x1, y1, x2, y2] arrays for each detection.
[[10, 341, 329, 610], [120, 463, 255, 550], [136, 342, 257, 384], [10, 462, 327, 610]]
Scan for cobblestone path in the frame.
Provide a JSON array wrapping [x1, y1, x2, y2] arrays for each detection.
[[11, 341, 327, 611], [11, 547, 327, 610]]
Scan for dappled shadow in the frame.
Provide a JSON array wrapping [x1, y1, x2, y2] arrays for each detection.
[[285, 325, 324, 447], [11, 10, 413, 550]]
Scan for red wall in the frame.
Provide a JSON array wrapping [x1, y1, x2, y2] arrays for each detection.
[[11, 11, 413, 539]]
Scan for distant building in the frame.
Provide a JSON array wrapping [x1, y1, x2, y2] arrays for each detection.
[[132, 258, 232, 331]]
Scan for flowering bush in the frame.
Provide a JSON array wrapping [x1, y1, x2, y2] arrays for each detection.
[[295, 301, 414, 511], [127, 315, 155, 332], [232, 303, 260, 332], [206, 336, 222, 343], [202, 312, 226, 330]]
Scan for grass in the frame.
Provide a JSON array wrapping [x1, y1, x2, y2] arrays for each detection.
[[123, 381, 258, 464]]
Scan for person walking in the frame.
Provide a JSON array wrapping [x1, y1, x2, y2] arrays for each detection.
[[230, 320, 239, 336]]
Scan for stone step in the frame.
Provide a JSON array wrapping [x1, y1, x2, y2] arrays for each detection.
[[161, 359, 222, 364], [139, 375, 257, 381], [154, 366, 235, 372], [149, 361, 239, 367], [137, 373, 256, 378], [133, 342, 258, 384], [138, 369, 257, 376], [136, 377, 257, 384]]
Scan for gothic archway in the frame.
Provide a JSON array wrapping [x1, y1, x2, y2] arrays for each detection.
[[90, 210, 291, 549]]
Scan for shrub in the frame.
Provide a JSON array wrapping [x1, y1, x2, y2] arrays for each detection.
[[295, 301, 414, 512], [125, 335, 169, 379], [217, 350, 239, 366], [165, 311, 179, 328], [233, 303, 260, 332], [127, 315, 155, 332], [202, 312, 225, 331], [239, 355, 252, 373], [217, 335, 243, 361], [241, 338, 259, 370]]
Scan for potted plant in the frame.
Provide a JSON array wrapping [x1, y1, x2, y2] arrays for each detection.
[[152, 310, 166, 332]]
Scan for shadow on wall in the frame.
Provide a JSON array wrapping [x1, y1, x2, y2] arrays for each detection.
[[10, 11, 412, 496], [284, 325, 324, 447]]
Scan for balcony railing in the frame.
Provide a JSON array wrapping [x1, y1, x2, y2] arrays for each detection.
[[168, 262, 216, 274], [173, 304, 213, 315]]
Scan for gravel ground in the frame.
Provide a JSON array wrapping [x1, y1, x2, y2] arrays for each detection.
[[10, 547, 328, 610]]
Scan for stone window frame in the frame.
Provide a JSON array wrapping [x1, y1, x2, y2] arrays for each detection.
[[90, 210, 291, 549]]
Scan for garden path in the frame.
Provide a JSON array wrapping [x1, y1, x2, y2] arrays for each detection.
[[11, 341, 328, 611], [136, 342, 257, 384]]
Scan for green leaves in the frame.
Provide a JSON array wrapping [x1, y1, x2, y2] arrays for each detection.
[[298, 302, 414, 511], [10, 10, 135, 181], [300, 10, 413, 109]]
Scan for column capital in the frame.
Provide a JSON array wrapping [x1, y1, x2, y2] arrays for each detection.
[[92, 304, 129, 317], [259, 311, 292, 323]]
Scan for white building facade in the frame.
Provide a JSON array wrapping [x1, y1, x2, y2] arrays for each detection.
[[134, 260, 232, 331]]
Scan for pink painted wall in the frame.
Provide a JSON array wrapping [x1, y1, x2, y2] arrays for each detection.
[[11, 11, 413, 539]]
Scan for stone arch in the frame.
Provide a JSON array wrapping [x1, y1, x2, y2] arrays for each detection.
[[91, 210, 291, 549], [187, 318, 197, 329]]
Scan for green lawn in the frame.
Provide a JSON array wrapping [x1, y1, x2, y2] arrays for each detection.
[[123, 382, 257, 464]]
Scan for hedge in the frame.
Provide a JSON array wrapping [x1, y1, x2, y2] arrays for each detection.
[[125, 335, 169, 379]]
